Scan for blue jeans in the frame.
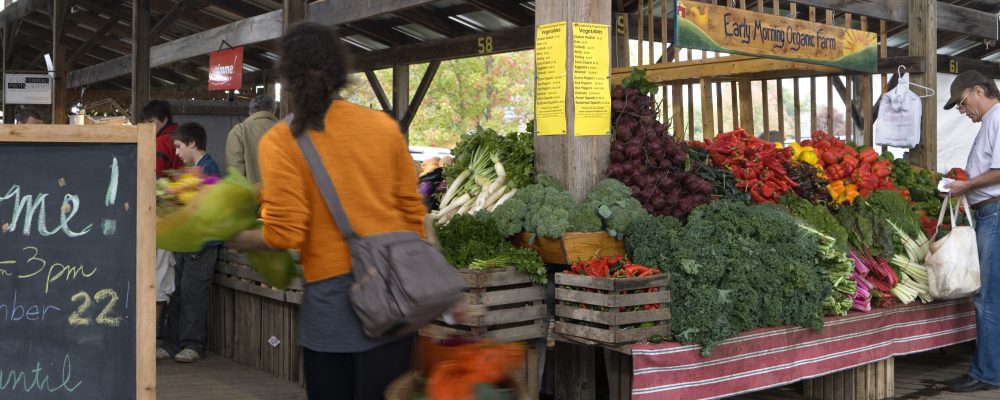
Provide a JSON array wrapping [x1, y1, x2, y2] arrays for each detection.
[[970, 201, 1000, 385]]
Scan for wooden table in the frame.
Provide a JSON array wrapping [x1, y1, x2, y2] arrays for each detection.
[[553, 298, 976, 400]]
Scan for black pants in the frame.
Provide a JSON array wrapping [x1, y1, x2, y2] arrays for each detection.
[[162, 246, 219, 355], [303, 335, 414, 400]]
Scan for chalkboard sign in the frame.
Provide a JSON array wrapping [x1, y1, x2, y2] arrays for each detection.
[[0, 125, 155, 400]]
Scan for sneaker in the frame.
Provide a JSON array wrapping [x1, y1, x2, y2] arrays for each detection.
[[156, 347, 170, 361], [948, 374, 999, 393], [173, 348, 201, 363]]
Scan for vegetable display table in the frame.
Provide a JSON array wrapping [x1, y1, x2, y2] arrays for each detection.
[[553, 298, 975, 400]]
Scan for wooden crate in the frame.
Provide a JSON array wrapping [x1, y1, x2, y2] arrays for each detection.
[[209, 248, 304, 384], [512, 231, 626, 265], [553, 273, 670, 345], [422, 267, 546, 342]]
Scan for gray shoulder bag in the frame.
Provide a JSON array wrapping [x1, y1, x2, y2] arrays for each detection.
[[293, 126, 466, 339]]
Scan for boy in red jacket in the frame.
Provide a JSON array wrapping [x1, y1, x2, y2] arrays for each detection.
[[140, 100, 185, 177]]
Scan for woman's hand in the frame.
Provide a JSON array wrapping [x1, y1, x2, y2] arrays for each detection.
[[225, 229, 271, 251]]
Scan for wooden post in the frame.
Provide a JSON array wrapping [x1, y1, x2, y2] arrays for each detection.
[[908, 0, 937, 170], [613, 12, 629, 68], [52, 0, 68, 124], [739, 80, 754, 134], [701, 78, 715, 139], [392, 64, 409, 138], [131, 0, 150, 125], [534, 0, 612, 201], [279, 0, 307, 118]]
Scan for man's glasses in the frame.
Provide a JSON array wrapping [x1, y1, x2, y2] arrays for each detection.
[[957, 90, 971, 110]]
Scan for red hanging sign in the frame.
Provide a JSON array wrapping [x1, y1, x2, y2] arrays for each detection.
[[208, 47, 244, 91]]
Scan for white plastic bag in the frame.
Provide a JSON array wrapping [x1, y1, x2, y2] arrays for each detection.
[[874, 73, 922, 148], [924, 195, 981, 299]]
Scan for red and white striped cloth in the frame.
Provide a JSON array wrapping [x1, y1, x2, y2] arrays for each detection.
[[630, 298, 976, 400]]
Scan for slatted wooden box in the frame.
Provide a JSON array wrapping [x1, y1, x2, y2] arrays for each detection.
[[422, 267, 547, 342], [512, 231, 626, 265], [553, 273, 670, 345]]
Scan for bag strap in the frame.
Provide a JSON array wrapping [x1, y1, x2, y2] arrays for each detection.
[[289, 119, 360, 243], [959, 195, 976, 230], [934, 193, 951, 238], [934, 194, 976, 238]]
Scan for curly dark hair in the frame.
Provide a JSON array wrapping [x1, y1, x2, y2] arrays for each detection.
[[278, 22, 351, 135]]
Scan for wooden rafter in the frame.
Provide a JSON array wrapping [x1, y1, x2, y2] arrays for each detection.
[[151, 0, 201, 39], [364, 70, 393, 112], [69, 16, 121, 65], [396, 7, 476, 38], [352, 26, 533, 71], [401, 60, 440, 131], [465, 0, 533, 26]]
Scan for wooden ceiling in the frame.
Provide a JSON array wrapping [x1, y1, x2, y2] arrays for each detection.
[[0, 0, 997, 97]]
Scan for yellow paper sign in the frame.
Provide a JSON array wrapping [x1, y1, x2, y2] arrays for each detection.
[[677, 1, 877, 72], [535, 22, 567, 136], [572, 23, 611, 136]]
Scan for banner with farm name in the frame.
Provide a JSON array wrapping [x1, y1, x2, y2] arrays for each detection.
[[675, 1, 877, 72]]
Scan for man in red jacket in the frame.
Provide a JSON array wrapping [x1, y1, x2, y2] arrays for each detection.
[[140, 100, 185, 177]]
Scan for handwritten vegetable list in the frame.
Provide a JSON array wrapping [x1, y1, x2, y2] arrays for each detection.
[[0, 143, 138, 399]]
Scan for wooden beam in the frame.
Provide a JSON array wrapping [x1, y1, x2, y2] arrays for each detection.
[[68, 15, 120, 65], [790, 0, 996, 39], [908, 0, 937, 170], [700, 78, 715, 139], [466, 0, 533, 26], [67, 0, 440, 88], [345, 19, 418, 46], [52, 0, 68, 124], [396, 7, 475, 38], [401, 60, 440, 132], [0, 0, 47, 26], [610, 56, 844, 85], [150, 0, 200, 39], [392, 64, 409, 137], [352, 26, 533, 71], [364, 70, 392, 113], [132, 0, 150, 124]]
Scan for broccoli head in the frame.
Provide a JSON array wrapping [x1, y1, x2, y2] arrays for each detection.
[[568, 204, 602, 232], [526, 205, 571, 239], [586, 178, 633, 204], [535, 174, 564, 190], [491, 198, 529, 237]]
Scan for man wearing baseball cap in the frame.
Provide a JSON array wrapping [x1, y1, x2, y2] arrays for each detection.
[[944, 70, 1000, 393]]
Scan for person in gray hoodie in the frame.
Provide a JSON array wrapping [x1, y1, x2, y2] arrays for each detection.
[[226, 95, 279, 184]]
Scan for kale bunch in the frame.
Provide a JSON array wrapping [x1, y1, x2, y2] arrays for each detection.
[[666, 200, 828, 355]]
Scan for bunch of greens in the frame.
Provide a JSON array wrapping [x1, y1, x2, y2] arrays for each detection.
[[787, 162, 832, 204], [436, 213, 547, 283], [623, 212, 682, 271], [834, 199, 897, 261], [865, 190, 923, 241], [783, 195, 850, 254], [666, 201, 828, 355], [445, 126, 535, 190], [799, 224, 856, 316], [579, 179, 649, 239]]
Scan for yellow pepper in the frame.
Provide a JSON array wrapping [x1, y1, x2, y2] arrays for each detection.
[[827, 180, 847, 204], [790, 142, 803, 157], [800, 149, 819, 166], [845, 184, 860, 203]]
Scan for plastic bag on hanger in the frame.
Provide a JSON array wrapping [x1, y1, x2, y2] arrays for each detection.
[[875, 72, 922, 148]]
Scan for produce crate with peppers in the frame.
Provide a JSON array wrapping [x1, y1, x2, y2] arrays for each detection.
[[422, 267, 547, 343], [554, 256, 670, 345]]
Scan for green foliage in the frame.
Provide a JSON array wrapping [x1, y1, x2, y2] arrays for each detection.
[[621, 68, 659, 97], [444, 126, 535, 190], [784, 195, 850, 254], [436, 214, 507, 267], [834, 199, 897, 260], [623, 213, 682, 270], [667, 201, 828, 355], [436, 213, 547, 283], [865, 190, 923, 241], [343, 52, 535, 148]]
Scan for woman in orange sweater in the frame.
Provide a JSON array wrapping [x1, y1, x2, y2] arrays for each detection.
[[228, 23, 426, 399]]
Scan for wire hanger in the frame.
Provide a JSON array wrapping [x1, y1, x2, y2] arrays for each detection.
[[898, 65, 936, 98]]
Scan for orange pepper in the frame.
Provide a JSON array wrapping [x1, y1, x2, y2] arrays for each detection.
[[845, 184, 860, 203]]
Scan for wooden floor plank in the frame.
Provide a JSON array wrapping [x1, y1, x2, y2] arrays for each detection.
[[158, 353, 305, 400]]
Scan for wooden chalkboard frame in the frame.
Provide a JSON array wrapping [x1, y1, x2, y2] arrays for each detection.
[[0, 124, 157, 400]]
